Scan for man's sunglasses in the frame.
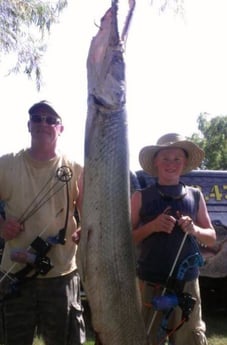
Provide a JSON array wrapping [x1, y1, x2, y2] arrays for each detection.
[[30, 114, 62, 125]]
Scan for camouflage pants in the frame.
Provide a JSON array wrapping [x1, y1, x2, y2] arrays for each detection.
[[140, 278, 208, 345], [0, 270, 86, 345]]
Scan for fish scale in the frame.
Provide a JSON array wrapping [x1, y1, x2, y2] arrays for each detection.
[[77, 1, 147, 345]]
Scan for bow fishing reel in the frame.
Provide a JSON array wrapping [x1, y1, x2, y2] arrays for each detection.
[[56, 166, 73, 183], [152, 292, 196, 320], [10, 236, 54, 276]]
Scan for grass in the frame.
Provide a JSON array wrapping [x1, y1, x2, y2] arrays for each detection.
[[83, 317, 227, 345], [82, 300, 227, 345], [204, 313, 227, 345], [32, 299, 227, 345], [33, 311, 227, 345], [31, 270, 227, 345], [203, 307, 227, 345], [201, 278, 227, 345]]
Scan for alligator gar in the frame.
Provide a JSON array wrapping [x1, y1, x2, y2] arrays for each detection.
[[77, 1, 147, 344]]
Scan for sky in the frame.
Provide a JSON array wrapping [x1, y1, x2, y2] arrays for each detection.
[[0, 0, 227, 171]]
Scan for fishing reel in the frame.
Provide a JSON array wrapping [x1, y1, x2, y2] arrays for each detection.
[[56, 166, 73, 183], [152, 292, 196, 320], [0, 166, 73, 301], [10, 236, 54, 277]]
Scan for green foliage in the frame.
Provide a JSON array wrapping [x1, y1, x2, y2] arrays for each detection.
[[188, 113, 227, 170], [0, 0, 68, 89]]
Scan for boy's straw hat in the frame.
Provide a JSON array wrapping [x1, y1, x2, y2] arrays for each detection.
[[139, 133, 204, 176]]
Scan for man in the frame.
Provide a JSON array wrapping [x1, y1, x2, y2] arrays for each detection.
[[131, 133, 216, 345], [0, 101, 85, 345]]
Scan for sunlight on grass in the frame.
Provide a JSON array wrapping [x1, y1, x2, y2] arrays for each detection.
[[33, 308, 227, 345], [33, 337, 44, 345], [207, 336, 227, 345]]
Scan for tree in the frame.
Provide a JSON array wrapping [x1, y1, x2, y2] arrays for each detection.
[[0, 0, 68, 89], [189, 113, 227, 170], [0, 0, 184, 90]]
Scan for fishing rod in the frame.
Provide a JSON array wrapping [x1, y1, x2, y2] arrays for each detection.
[[153, 252, 203, 345], [146, 231, 189, 337], [0, 166, 73, 299], [18, 166, 72, 225], [0, 209, 63, 283], [147, 232, 204, 344]]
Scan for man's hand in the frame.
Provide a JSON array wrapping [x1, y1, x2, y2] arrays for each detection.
[[72, 227, 81, 244], [0, 218, 23, 241]]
